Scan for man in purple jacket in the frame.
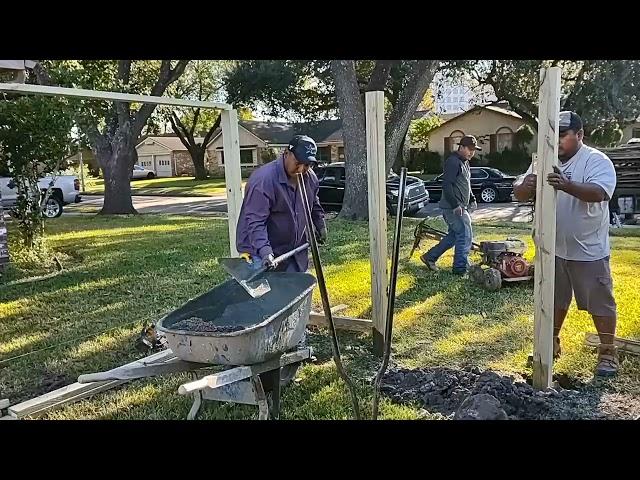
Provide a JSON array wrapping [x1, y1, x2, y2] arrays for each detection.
[[235, 135, 327, 273]]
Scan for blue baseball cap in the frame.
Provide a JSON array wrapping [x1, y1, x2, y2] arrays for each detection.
[[288, 135, 318, 165]]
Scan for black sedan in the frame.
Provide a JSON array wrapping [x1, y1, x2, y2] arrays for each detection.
[[423, 167, 516, 203], [314, 162, 429, 214]]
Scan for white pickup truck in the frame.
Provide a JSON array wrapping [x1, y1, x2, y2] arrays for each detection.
[[0, 175, 82, 218]]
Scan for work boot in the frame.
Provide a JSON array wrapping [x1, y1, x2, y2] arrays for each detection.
[[526, 336, 561, 367], [420, 254, 439, 271], [595, 344, 619, 377]]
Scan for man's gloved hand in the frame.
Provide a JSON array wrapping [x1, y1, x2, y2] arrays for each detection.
[[263, 253, 278, 270], [315, 227, 328, 245]]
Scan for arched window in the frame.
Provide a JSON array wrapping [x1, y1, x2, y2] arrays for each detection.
[[496, 126, 514, 152]]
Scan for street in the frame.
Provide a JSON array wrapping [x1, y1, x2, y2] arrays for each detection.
[[66, 195, 535, 222]]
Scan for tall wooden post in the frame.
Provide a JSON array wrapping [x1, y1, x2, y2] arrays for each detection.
[[221, 109, 243, 257], [366, 91, 389, 356], [532, 67, 561, 389]]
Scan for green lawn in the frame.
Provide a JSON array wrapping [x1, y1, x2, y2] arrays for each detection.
[[83, 176, 246, 197], [1, 215, 639, 419]]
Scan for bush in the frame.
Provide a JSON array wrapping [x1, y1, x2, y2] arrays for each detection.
[[408, 149, 442, 174], [482, 148, 531, 175]]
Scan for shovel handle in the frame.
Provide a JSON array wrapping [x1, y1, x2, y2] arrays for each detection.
[[273, 243, 309, 264]]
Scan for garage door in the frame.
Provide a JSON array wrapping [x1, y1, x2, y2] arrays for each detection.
[[138, 156, 155, 172], [155, 155, 173, 177]]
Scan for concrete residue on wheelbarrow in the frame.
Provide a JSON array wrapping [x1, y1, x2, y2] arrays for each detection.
[[164, 274, 311, 334]]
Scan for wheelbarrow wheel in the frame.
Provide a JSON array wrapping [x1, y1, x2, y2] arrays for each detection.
[[483, 268, 502, 291]]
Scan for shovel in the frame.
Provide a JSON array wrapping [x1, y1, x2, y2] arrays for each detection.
[[219, 243, 309, 298]]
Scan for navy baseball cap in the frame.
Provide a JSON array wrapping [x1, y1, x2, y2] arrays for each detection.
[[559, 111, 583, 133], [288, 135, 318, 165]]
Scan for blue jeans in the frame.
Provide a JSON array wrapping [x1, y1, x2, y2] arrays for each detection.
[[424, 208, 473, 273]]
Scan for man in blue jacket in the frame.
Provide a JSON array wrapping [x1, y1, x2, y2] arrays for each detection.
[[421, 135, 479, 275]]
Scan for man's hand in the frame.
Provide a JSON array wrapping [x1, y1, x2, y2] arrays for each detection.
[[315, 227, 328, 245], [547, 166, 571, 192], [263, 253, 278, 270], [469, 200, 478, 212], [454, 206, 463, 216]]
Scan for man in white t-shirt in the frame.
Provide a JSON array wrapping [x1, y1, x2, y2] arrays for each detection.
[[514, 111, 619, 377]]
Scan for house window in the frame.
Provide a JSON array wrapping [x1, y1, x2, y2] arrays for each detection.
[[632, 127, 640, 138], [219, 149, 256, 166], [338, 147, 345, 160], [316, 146, 331, 163]]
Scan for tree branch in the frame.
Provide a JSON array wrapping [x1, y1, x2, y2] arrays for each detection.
[[203, 114, 222, 147], [189, 108, 200, 137], [133, 60, 190, 139], [384, 60, 439, 171]]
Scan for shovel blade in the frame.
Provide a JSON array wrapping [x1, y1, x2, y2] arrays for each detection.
[[240, 279, 271, 298], [219, 257, 262, 283]]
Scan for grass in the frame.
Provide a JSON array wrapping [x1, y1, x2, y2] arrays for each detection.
[[1, 215, 639, 420], [83, 176, 247, 197]]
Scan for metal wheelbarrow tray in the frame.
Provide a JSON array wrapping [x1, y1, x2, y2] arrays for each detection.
[[156, 272, 317, 365]]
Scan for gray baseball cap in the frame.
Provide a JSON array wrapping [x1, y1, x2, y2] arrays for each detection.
[[559, 111, 583, 133]]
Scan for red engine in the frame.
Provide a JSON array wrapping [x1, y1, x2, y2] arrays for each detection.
[[480, 239, 533, 279], [500, 254, 531, 278]]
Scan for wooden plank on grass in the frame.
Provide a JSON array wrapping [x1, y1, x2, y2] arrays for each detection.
[[8, 349, 176, 419], [366, 90, 389, 356], [584, 333, 640, 356], [308, 313, 373, 333], [532, 66, 561, 390], [0, 399, 10, 410]]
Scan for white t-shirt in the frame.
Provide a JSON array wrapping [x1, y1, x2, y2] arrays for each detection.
[[523, 144, 617, 261]]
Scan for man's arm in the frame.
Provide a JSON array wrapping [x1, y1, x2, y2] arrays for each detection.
[[547, 155, 616, 203], [243, 180, 274, 258], [441, 157, 460, 208], [513, 163, 536, 202]]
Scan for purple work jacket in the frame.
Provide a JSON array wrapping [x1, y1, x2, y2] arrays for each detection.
[[236, 156, 326, 272]]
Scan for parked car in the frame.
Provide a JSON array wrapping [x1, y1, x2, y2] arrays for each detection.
[[0, 175, 81, 218], [314, 162, 429, 214], [131, 165, 155, 180], [423, 166, 516, 203]]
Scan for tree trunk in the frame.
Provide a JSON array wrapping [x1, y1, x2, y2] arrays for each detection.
[[190, 146, 209, 180], [391, 135, 410, 173], [330, 60, 369, 221], [97, 134, 137, 215]]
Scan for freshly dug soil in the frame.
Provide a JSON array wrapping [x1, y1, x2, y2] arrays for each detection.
[[382, 366, 640, 420], [172, 316, 245, 333]]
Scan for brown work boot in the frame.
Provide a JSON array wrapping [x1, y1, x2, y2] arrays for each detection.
[[526, 336, 561, 367], [595, 344, 619, 377], [420, 253, 439, 271]]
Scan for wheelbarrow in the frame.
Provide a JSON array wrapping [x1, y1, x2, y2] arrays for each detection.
[[77, 272, 318, 419]]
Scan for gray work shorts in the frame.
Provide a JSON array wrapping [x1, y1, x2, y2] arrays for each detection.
[[555, 256, 617, 317]]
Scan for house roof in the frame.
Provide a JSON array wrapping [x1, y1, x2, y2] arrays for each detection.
[[210, 119, 343, 146], [136, 135, 204, 151], [427, 104, 524, 136]]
